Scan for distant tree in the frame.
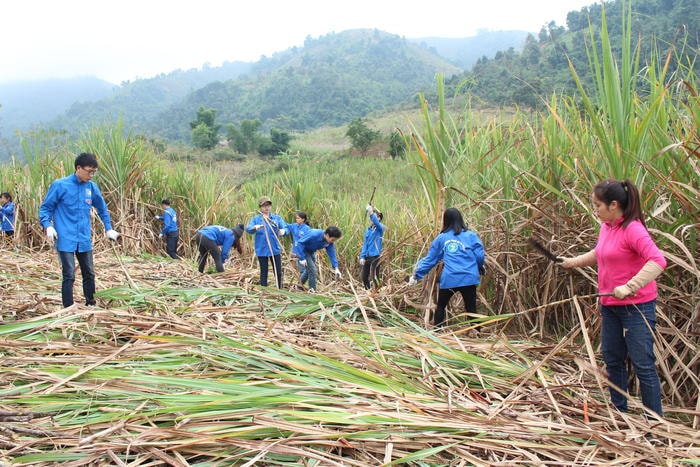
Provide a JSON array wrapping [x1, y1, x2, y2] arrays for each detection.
[[258, 129, 291, 156], [388, 130, 407, 159], [226, 119, 262, 154], [189, 106, 220, 149], [346, 118, 380, 156]]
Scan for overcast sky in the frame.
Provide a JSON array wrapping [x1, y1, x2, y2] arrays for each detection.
[[2, 0, 598, 85]]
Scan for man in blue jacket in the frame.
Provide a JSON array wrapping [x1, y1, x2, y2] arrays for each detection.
[[359, 203, 386, 289], [39, 153, 119, 307], [246, 196, 288, 288], [293, 226, 342, 293], [155, 199, 179, 259]]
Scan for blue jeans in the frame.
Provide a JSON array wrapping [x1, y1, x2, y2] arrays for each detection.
[[601, 300, 663, 417], [300, 253, 318, 290], [58, 250, 96, 307]]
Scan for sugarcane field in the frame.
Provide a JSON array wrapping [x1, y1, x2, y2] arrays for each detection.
[[2, 13, 700, 467]]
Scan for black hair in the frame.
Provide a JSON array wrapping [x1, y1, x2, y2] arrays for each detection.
[[296, 211, 309, 225], [325, 226, 342, 239], [593, 179, 645, 228], [161, 199, 171, 205], [74, 152, 98, 169], [0, 192, 11, 202], [440, 207, 469, 235]]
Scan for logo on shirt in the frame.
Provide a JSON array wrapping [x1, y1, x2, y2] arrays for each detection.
[[445, 239, 464, 253], [85, 188, 92, 205]]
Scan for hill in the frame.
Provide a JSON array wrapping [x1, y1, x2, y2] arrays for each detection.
[[0, 76, 115, 133]]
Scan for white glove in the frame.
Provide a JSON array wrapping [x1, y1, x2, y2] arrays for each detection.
[[159, 233, 163, 239], [334, 267, 341, 278], [359, 257, 365, 266], [408, 275, 417, 286], [366, 203, 373, 213], [106, 229, 120, 241], [46, 226, 58, 242], [278, 228, 287, 236], [613, 284, 634, 299], [299, 259, 307, 267], [254, 224, 264, 231], [154, 216, 161, 221]]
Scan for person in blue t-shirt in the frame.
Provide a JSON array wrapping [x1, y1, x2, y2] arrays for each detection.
[[359, 203, 386, 289], [194, 224, 244, 273], [155, 199, 179, 259], [293, 226, 342, 293], [409, 207, 485, 328], [246, 196, 288, 288], [287, 211, 311, 281], [1, 192, 15, 237], [39, 153, 120, 307]]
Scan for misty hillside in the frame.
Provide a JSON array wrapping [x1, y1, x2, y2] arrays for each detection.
[[0, 77, 115, 132], [409, 30, 530, 69]]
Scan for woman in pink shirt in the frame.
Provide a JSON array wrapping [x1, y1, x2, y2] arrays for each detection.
[[561, 179, 666, 418]]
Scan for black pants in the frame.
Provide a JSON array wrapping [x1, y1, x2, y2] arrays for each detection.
[[164, 231, 179, 259], [361, 255, 381, 289], [435, 285, 477, 327], [258, 254, 283, 288], [195, 232, 223, 273], [58, 250, 95, 307]]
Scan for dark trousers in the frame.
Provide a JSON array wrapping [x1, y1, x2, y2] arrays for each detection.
[[258, 254, 283, 288], [435, 285, 477, 327], [601, 301, 662, 417], [195, 232, 223, 273], [361, 255, 381, 289], [58, 250, 96, 307], [165, 231, 179, 259]]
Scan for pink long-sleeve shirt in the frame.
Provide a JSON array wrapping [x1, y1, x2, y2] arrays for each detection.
[[595, 218, 666, 306]]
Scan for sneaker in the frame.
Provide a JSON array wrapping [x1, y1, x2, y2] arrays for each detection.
[[308, 288, 316, 293]]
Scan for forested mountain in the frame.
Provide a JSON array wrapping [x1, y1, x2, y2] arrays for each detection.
[[55, 61, 253, 134], [444, 0, 699, 108], [143, 29, 461, 141]]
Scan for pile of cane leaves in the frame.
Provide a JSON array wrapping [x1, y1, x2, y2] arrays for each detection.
[[1, 250, 698, 466]]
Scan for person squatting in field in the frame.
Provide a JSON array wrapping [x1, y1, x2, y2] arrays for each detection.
[[359, 203, 386, 289], [293, 226, 342, 293], [559, 179, 666, 418], [39, 152, 120, 307], [409, 207, 485, 328], [246, 196, 289, 288], [194, 224, 244, 273], [155, 198, 180, 259]]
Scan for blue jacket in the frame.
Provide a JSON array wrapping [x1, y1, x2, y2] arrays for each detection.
[[245, 213, 288, 256], [157, 207, 178, 234], [288, 222, 311, 249], [39, 174, 113, 253], [1, 201, 15, 232], [415, 229, 484, 289], [360, 212, 386, 259], [293, 228, 339, 268], [199, 225, 238, 262]]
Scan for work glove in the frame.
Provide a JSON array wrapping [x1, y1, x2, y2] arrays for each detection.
[[559, 250, 596, 269], [613, 260, 664, 299], [408, 275, 417, 286], [46, 226, 58, 242], [299, 259, 307, 267], [365, 203, 373, 213], [254, 224, 264, 231], [154, 216, 161, 221], [106, 229, 120, 241], [159, 233, 163, 239], [334, 267, 342, 278], [359, 257, 365, 266], [278, 228, 287, 236]]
